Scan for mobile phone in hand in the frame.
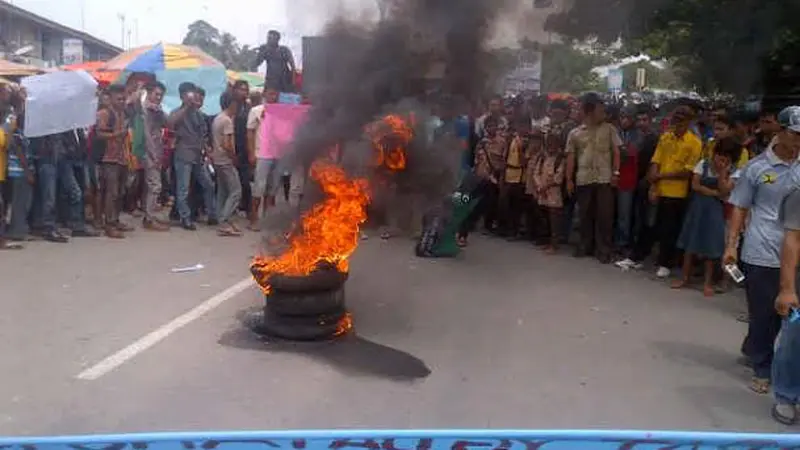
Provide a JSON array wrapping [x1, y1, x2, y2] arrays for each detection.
[[724, 264, 745, 284]]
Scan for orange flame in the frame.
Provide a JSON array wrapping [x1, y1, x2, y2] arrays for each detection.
[[367, 114, 414, 171], [250, 160, 370, 293]]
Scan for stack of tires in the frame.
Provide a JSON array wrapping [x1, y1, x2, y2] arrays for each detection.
[[252, 267, 349, 341]]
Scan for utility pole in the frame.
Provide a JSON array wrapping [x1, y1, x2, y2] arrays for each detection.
[[133, 18, 139, 47], [117, 13, 126, 49]]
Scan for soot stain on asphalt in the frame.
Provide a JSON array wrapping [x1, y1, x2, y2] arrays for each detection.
[[219, 308, 431, 382]]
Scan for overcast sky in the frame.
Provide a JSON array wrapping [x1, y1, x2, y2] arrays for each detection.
[[12, 0, 379, 58]]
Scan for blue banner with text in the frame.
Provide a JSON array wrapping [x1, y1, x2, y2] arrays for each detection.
[[1, 430, 799, 450]]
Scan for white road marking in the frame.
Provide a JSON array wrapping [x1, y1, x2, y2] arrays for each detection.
[[76, 277, 255, 381]]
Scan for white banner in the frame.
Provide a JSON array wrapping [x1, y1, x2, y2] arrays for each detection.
[[62, 38, 83, 65], [21, 70, 98, 138]]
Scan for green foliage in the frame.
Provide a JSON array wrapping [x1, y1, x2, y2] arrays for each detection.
[[545, 0, 800, 95], [182, 20, 257, 71]]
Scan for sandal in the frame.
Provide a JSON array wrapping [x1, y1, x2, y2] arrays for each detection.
[[457, 236, 468, 247], [771, 403, 798, 425], [749, 377, 770, 395], [703, 285, 715, 297]]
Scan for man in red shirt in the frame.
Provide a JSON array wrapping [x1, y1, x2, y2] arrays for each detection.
[[615, 107, 640, 253]]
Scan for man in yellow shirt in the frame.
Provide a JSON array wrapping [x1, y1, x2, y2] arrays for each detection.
[[622, 106, 703, 278]]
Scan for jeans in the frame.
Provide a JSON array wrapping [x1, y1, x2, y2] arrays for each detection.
[[7, 176, 33, 239], [33, 160, 57, 232], [59, 159, 87, 231], [742, 263, 783, 379], [215, 164, 242, 224], [615, 189, 634, 249], [773, 317, 800, 405], [175, 158, 217, 222]]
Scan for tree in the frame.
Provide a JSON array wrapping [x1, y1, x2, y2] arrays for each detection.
[[182, 20, 222, 55], [545, 0, 800, 97], [181, 20, 261, 72]]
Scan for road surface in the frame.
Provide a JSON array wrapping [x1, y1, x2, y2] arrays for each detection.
[[0, 220, 782, 435]]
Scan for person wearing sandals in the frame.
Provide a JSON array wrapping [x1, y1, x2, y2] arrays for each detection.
[[773, 157, 800, 425], [671, 137, 741, 296], [210, 92, 243, 237], [725, 106, 800, 395]]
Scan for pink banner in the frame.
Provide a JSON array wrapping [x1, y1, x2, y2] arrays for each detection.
[[259, 103, 310, 160]]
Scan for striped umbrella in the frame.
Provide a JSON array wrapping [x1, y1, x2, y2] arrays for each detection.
[[226, 70, 264, 89], [103, 42, 227, 114], [61, 61, 120, 85]]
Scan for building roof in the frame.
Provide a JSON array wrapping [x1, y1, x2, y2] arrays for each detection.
[[0, 0, 122, 54]]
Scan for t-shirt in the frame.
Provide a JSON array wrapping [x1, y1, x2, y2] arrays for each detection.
[[171, 107, 207, 164], [650, 130, 703, 199], [565, 122, 622, 186], [247, 104, 265, 159], [728, 150, 797, 268], [210, 113, 235, 166], [258, 44, 294, 92]]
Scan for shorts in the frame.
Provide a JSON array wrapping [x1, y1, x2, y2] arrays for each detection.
[[252, 158, 281, 198]]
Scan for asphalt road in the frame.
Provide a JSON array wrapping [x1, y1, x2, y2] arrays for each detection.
[[0, 216, 786, 436]]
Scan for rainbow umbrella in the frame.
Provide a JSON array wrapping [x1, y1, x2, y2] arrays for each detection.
[[61, 61, 120, 85], [226, 70, 264, 89], [104, 42, 227, 114]]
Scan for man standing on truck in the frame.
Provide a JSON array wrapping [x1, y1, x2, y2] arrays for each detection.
[[254, 30, 296, 93]]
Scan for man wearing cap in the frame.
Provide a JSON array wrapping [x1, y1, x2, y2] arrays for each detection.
[[725, 106, 800, 395]]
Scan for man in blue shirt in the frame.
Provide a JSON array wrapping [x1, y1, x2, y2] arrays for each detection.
[[726, 105, 800, 394]]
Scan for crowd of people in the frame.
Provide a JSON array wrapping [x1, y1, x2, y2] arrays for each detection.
[[2, 60, 800, 423], [456, 92, 800, 424], [0, 76, 302, 245]]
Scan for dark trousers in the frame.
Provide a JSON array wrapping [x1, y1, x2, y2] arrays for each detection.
[[575, 183, 615, 259], [499, 182, 526, 236], [540, 205, 563, 246], [741, 263, 782, 379], [7, 176, 33, 239], [631, 196, 687, 266], [458, 180, 497, 238]]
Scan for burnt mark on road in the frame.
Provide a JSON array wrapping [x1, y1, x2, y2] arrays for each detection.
[[217, 307, 431, 382]]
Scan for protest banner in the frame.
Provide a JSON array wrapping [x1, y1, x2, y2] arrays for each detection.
[[0, 430, 799, 450], [21, 70, 98, 138]]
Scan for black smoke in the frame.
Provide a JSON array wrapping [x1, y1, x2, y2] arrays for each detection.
[[279, 0, 515, 216]]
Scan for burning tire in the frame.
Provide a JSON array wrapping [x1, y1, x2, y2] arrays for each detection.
[[249, 267, 352, 341]]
